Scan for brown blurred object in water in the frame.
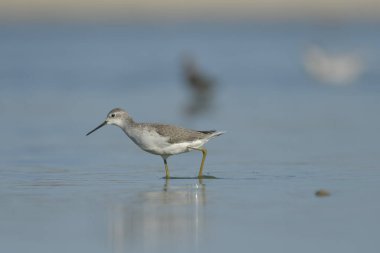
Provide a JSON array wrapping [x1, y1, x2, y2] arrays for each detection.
[[181, 54, 217, 116]]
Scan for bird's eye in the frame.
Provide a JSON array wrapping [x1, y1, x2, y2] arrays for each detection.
[[111, 114, 115, 118]]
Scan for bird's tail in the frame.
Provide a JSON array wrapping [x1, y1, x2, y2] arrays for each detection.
[[199, 130, 226, 139]]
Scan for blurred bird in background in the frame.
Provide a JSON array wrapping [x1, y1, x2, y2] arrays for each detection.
[[303, 45, 364, 86], [181, 53, 217, 116]]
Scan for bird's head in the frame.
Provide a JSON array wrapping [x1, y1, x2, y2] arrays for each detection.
[[86, 108, 130, 136]]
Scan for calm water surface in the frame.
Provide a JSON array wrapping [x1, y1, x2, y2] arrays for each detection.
[[0, 22, 380, 253]]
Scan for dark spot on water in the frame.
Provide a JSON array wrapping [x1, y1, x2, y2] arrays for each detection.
[[315, 189, 331, 197]]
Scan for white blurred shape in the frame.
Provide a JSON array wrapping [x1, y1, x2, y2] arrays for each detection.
[[304, 45, 364, 85]]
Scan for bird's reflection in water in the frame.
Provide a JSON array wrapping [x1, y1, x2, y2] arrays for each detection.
[[108, 179, 206, 253]]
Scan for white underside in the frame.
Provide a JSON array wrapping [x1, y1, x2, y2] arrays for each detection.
[[124, 127, 208, 157]]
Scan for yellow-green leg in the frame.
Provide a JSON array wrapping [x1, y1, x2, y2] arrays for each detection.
[[198, 148, 207, 178], [190, 147, 207, 178], [163, 158, 170, 179]]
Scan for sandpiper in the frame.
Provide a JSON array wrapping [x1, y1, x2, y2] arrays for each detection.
[[86, 108, 224, 178]]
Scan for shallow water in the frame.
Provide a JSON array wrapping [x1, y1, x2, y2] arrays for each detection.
[[0, 22, 380, 252]]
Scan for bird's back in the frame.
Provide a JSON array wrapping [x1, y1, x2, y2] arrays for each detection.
[[137, 123, 219, 144]]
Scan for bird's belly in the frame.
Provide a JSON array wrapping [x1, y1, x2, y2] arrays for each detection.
[[155, 140, 205, 156], [141, 141, 192, 156], [126, 131, 180, 155], [126, 129, 205, 156], [135, 137, 204, 156]]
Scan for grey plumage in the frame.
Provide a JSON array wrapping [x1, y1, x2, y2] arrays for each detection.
[[86, 107, 224, 178], [136, 123, 218, 144], [108, 108, 221, 144]]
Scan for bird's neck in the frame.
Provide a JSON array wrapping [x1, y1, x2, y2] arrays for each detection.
[[120, 116, 136, 134]]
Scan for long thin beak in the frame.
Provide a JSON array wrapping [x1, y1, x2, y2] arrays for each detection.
[[86, 121, 107, 136]]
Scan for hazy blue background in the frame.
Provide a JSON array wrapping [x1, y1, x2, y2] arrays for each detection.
[[1, 21, 380, 253]]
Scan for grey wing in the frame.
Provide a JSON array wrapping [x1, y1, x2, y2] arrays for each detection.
[[150, 124, 207, 144]]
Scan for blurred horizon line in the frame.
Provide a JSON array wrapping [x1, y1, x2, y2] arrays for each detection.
[[0, 0, 380, 24]]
